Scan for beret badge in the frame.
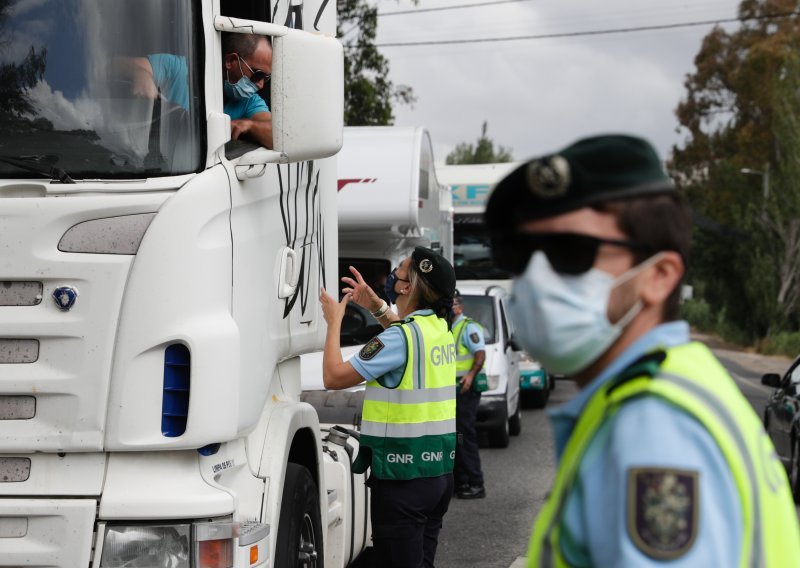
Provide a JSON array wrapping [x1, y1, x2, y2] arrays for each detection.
[[526, 155, 571, 199], [419, 259, 434, 273]]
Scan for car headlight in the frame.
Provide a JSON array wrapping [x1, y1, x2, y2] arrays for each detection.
[[100, 524, 191, 567]]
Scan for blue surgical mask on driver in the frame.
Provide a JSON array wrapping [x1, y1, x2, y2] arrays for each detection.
[[224, 73, 259, 102], [384, 268, 409, 305]]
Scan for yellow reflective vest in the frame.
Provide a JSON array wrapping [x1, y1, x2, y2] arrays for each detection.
[[453, 316, 482, 378], [358, 313, 457, 480], [527, 342, 800, 567]]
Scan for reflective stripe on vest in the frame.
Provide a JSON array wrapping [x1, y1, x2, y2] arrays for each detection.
[[527, 342, 800, 568], [453, 317, 480, 378], [361, 313, 457, 480]]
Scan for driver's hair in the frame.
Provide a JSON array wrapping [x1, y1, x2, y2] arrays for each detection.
[[221, 32, 270, 58]]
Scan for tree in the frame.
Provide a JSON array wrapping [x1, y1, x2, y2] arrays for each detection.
[[671, 0, 800, 340], [337, 0, 415, 126], [445, 121, 513, 164]]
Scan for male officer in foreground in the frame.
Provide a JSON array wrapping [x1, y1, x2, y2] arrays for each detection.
[[485, 134, 800, 566]]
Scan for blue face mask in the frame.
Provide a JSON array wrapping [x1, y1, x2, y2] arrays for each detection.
[[224, 73, 259, 102], [509, 251, 655, 376], [384, 268, 410, 305]]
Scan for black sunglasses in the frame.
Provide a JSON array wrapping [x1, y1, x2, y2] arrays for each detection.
[[491, 232, 650, 276], [238, 54, 271, 83]]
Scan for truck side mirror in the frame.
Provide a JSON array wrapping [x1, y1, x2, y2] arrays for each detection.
[[761, 373, 781, 388], [271, 28, 344, 161], [215, 17, 343, 168], [506, 335, 521, 352]]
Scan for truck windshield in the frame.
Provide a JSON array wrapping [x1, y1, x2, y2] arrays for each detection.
[[459, 295, 497, 344], [0, 0, 203, 180], [454, 215, 511, 280]]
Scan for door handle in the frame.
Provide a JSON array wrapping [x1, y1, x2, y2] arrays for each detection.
[[277, 246, 299, 299]]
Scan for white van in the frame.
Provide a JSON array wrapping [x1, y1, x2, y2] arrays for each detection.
[[456, 283, 522, 448]]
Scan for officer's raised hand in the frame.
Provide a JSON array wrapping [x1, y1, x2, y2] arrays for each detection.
[[319, 288, 351, 327], [341, 265, 381, 312]]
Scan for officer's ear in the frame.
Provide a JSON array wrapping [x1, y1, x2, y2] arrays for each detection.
[[639, 251, 683, 307]]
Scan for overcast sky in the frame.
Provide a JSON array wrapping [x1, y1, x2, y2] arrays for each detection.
[[372, 0, 743, 164]]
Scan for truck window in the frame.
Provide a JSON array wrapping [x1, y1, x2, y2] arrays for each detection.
[[337, 258, 391, 347], [460, 295, 497, 344], [0, 0, 204, 179], [453, 215, 511, 280]]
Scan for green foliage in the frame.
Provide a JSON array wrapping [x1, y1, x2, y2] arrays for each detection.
[[338, 0, 416, 126], [681, 299, 715, 331], [671, 0, 800, 344], [445, 121, 513, 164], [761, 331, 800, 357]]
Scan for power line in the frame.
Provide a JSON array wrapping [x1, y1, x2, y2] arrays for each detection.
[[361, 10, 799, 48], [377, 0, 533, 17]]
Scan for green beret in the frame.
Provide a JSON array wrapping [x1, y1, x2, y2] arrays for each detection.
[[486, 134, 675, 233], [411, 246, 456, 299]]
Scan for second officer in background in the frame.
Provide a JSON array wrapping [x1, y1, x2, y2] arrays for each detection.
[[451, 291, 487, 499]]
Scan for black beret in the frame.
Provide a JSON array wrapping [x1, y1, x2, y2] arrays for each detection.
[[411, 246, 456, 299], [486, 134, 675, 233]]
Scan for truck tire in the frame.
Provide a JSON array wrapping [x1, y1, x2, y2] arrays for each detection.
[[275, 463, 324, 568], [488, 406, 510, 448], [529, 388, 550, 409], [508, 400, 522, 436]]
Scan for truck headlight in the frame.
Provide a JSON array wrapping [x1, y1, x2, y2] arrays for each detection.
[[488, 374, 500, 390], [100, 524, 191, 567]]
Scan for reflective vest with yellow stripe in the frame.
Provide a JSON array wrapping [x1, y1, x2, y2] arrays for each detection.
[[358, 313, 457, 480], [527, 342, 800, 567], [453, 316, 483, 379]]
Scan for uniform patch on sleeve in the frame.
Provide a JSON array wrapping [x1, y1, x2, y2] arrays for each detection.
[[469, 332, 480, 344], [359, 337, 385, 360], [627, 467, 698, 560]]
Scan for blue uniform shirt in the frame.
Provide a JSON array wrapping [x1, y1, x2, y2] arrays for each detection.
[[454, 314, 486, 354], [549, 321, 742, 566], [350, 309, 435, 389]]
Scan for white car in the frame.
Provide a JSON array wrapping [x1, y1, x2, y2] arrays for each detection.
[[457, 283, 522, 448]]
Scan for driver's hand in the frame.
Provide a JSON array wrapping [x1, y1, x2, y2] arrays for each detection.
[[341, 265, 381, 312], [230, 119, 252, 140]]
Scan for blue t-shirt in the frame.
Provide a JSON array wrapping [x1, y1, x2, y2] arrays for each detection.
[[549, 321, 742, 566], [146, 54, 269, 118], [147, 54, 190, 111], [349, 309, 436, 389]]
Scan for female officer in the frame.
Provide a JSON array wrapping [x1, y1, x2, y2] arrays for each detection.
[[320, 246, 457, 568]]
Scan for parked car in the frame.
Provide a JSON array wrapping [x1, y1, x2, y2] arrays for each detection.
[[457, 283, 522, 448], [761, 354, 800, 502], [519, 352, 554, 409]]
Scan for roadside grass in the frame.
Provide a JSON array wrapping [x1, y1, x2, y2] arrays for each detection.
[[681, 299, 800, 358]]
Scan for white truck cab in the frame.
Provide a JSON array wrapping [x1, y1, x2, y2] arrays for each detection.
[[0, 1, 371, 566]]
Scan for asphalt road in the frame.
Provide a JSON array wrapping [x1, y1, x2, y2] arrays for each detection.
[[435, 341, 794, 568]]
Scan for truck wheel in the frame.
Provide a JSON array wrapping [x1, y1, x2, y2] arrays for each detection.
[[508, 401, 522, 436], [275, 463, 324, 568]]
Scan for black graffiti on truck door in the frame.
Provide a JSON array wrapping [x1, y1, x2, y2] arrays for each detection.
[[277, 161, 327, 319]]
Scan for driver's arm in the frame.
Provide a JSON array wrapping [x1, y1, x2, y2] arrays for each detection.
[[230, 111, 273, 149]]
